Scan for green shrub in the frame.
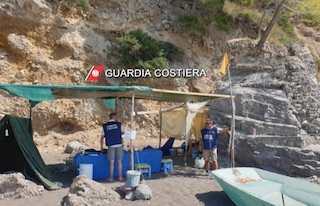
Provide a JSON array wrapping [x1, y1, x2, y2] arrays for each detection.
[[201, 0, 224, 11], [178, 15, 206, 34], [269, 24, 301, 45], [294, 0, 320, 27], [110, 29, 180, 70], [237, 12, 255, 23], [303, 13, 320, 27], [253, 0, 274, 9], [137, 56, 169, 70], [278, 16, 294, 35], [215, 11, 231, 32], [159, 41, 182, 61], [68, 0, 89, 13], [229, 0, 254, 7]]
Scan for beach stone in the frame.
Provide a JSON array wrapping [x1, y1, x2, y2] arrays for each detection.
[[118, 184, 135, 193], [61, 175, 120, 206], [0, 172, 44, 200], [125, 191, 135, 200], [134, 184, 152, 200]]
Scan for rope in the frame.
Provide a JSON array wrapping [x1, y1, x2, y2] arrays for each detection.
[[134, 148, 146, 180]]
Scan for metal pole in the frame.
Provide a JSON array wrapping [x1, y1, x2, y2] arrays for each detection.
[[227, 65, 236, 167], [130, 92, 135, 170]]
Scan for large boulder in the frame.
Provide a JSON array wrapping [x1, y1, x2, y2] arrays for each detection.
[[0, 172, 44, 200], [134, 184, 152, 200], [61, 176, 120, 206]]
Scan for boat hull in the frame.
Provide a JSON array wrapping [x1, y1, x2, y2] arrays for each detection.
[[212, 167, 320, 206]]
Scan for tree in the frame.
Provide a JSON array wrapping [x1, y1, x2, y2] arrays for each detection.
[[256, 0, 287, 51]]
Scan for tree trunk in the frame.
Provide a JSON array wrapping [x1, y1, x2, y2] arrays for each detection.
[[257, 10, 268, 38], [256, 0, 287, 51]]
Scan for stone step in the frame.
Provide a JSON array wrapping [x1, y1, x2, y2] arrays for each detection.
[[214, 111, 299, 136], [226, 140, 320, 176], [212, 88, 292, 125], [236, 133, 304, 148], [257, 144, 320, 169]]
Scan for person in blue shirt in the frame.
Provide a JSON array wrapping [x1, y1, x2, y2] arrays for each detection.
[[100, 112, 124, 182], [199, 118, 229, 175]]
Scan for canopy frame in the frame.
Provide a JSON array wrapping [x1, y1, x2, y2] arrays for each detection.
[[0, 83, 233, 170]]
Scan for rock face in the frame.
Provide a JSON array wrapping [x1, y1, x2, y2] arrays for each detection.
[[211, 40, 320, 176], [0, 172, 44, 200], [62, 176, 120, 206]]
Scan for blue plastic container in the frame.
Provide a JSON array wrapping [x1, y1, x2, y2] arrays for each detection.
[[169, 149, 176, 156], [191, 150, 200, 159], [75, 149, 163, 180]]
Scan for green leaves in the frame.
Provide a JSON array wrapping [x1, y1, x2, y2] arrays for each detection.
[[110, 29, 180, 70], [178, 15, 206, 34], [229, 0, 255, 7], [68, 0, 89, 13], [298, 0, 320, 26]]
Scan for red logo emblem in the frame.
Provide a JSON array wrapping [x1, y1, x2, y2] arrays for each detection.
[[84, 65, 104, 81]]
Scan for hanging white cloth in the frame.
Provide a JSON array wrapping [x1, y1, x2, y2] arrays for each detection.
[[185, 101, 209, 149], [162, 108, 187, 137]]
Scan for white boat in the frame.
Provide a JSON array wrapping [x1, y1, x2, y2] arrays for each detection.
[[211, 167, 320, 206]]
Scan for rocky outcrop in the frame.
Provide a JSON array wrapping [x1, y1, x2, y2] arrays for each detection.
[[211, 40, 320, 176], [0, 0, 223, 141], [0, 172, 44, 199], [62, 175, 120, 206]]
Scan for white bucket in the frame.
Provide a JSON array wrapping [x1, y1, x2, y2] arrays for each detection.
[[126, 170, 141, 187], [79, 164, 93, 179]]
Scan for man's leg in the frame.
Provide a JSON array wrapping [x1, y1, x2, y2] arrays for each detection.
[[202, 150, 210, 174], [109, 160, 114, 181], [107, 147, 116, 181], [212, 148, 218, 170], [205, 160, 210, 171], [115, 146, 124, 181], [117, 160, 123, 181]]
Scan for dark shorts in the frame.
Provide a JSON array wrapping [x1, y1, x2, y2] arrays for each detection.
[[107, 146, 123, 161]]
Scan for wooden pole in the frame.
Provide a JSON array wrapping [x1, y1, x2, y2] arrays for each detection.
[[130, 93, 135, 170], [227, 65, 236, 167], [115, 97, 118, 114], [159, 101, 162, 148], [29, 101, 33, 136]]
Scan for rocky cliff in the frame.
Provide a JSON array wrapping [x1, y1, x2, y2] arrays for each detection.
[[0, 0, 319, 176], [211, 40, 320, 176]]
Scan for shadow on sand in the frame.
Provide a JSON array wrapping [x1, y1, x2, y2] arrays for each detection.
[[196, 191, 236, 206]]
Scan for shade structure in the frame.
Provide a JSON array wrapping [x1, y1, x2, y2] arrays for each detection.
[[0, 84, 230, 104], [0, 83, 232, 171]]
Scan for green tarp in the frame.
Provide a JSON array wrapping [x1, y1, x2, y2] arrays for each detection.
[[0, 84, 152, 107], [0, 115, 60, 190], [0, 84, 230, 105]]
